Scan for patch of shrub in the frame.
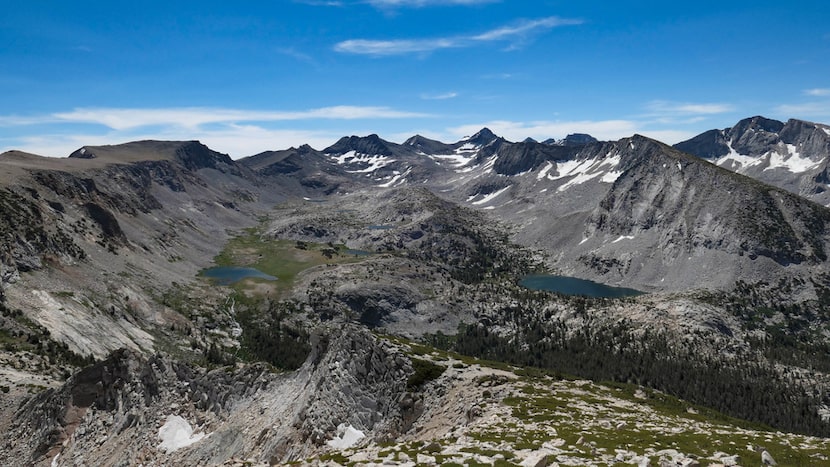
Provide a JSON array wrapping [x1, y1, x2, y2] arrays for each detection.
[[407, 357, 445, 390]]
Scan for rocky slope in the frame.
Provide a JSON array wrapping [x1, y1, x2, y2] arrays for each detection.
[[0, 140, 286, 362], [432, 134, 830, 292], [0, 326, 418, 466], [265, 126, 830, 292], [3, 328, 828, 466]]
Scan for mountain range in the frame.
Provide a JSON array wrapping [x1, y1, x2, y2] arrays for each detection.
[[1, 116, 830, 465]]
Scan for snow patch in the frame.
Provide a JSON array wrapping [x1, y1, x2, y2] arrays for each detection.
[[430, 153, 475, 168], [823, 128, 830, 137], [482, 154, 498, 173], [764, 145, 818, 173], [471, 186, 510, 205], [612, 235, 635, 243], [550, 154, 623, 191], [377, 168, 411, 188], [329, 150, 395, 173], [714, 143, 762, 172], [549, 158, 595, 180], [456, 164, 479, 174], [600, 170, 622, 183], [557, 171, 602, 192], [330, 150, 356, 165], [537, 162, 554, 180], [600, 153, 621, 168], [157, 415, 207, 454], [326, 424, 365, 449]]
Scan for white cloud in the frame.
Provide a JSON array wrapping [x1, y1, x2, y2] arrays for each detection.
[[472, 17, 581, 41], [646, 100, 734, 115], [775, 102, 830, 117], [334, 16, 582, 56], [366, 0, 497, 6], [420, 91, 458, 100], [335, 38, 459, 55], [0, 105, 432, 158], [18, 106, 430, 131], [804, 88, 830, 96], [294, 1, 344, 6], [4, 126, 344, 159], [276, 47, 318, 66]]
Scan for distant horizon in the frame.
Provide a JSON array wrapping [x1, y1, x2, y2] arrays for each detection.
[[2, 113, 826, 160], [2, 1, 829, 158]]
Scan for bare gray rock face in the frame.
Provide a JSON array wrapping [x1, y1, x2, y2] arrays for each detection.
[[0, 326, 417, 466]]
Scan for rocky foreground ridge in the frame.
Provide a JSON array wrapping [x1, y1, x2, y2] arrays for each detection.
[[3, 326, 828, 466]]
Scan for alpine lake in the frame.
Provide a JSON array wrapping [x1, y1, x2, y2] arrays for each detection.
[[519, 274, 644, 298]]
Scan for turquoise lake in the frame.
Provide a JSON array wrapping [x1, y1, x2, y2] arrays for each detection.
[[519, 274, 643, 298], [201, 266, 277, 285]]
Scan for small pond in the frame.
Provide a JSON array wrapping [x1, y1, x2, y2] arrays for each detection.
[[201, 266, 277, 286], [519, 274, 643, 298], [343, 249, 373, 256]]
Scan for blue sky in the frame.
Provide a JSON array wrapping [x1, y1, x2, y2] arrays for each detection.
[[1, 0, 829, 158]]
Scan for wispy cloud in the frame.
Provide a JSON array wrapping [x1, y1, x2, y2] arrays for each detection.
[[420, 91, 458, 100], [367, 0, 497, 6], [334, 16, 582, 56], [481, 72, 515, 80], [472, 17, 578, 41], [775, 102, 830, 117], [0, 106, 433, 157], [0, 106, 429, 131], [6, 127, 344, 159], [335, 38, 458, 55], [297, 0, 496, 8], [276, 47, 318, 66], [294, 0, 344, 6], [646, 100, 734, 115], [804, 88, 830, 96]]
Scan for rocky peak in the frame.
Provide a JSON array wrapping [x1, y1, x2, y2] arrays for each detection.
[[403, 135, 454, 155], [546, 133, 599, 147], [68, 147, 96, 159], [296, 143, 317, 153], [673, 129, 729, 159], [324, 134, 397, 156], [403, 135, 428, 146], [172, 141, 235, 172], [724, 116, 785, 156], [780, 118, 830, 150], [465, 128, 500, 147], [730, 115, 786, 135]]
